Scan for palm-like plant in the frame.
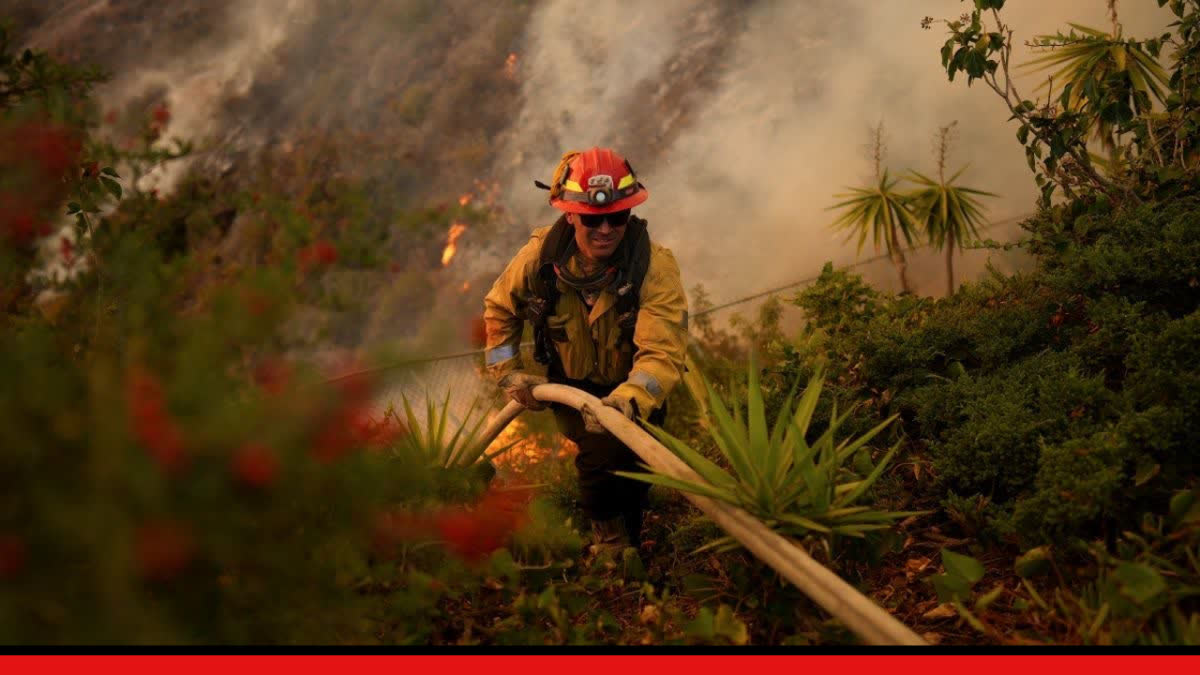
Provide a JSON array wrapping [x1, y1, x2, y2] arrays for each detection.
[[828, 169, 921, 294], [1022, 22, 1169, 149], [617, 357, 924, 552], [907, 167, 996, 297]]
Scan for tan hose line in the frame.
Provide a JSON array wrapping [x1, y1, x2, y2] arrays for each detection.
[[478, 386, 925, 646]]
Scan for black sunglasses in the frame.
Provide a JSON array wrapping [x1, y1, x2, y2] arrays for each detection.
[[578, 209, 631, 229]]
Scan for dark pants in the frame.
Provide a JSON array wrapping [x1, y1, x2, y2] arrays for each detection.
[[549, 375, 665, 547]]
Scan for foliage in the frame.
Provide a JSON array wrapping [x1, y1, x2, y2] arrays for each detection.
[[1023, 22, 1169, 148], [926, 0, 1200, 206], [829, 170, 921, 258], [618, 356, 923, 552]]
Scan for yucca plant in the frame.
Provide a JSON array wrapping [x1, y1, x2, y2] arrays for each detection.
[[617, 357, 924, 551], [1022, 23, 1169, 148], [906, 123, 997, 296], [828, 169, 922, 294], [387, 392, 517, 469]]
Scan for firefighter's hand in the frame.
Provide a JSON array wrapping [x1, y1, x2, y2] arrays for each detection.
[[498, 372, 548, 411], [583, 395, 636, 434]]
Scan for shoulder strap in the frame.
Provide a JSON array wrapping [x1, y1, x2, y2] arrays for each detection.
[[614, 216, 651, 344], [528, 216, 573, 367]]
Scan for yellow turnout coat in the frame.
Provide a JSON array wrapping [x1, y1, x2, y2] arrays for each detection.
[[483, 224, 688, 415]]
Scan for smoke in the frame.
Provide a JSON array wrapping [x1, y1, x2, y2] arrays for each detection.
[[13, 0, 1179, 330], [499, 0, 1175, 301]]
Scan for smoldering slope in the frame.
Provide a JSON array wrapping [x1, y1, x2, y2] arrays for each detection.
[[15, 1, 1178, 314], [501, 0, 1174, 301]]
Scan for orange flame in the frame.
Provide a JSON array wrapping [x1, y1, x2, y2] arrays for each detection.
[[459, 193, 472, 207], [504, 53, 519, 80], [441, 223, 468, 267], [487, 418, 574, 476], [459, 281, 471, 293]]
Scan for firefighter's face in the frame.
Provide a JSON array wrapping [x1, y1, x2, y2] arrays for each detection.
[[568, 212, 627, 261]]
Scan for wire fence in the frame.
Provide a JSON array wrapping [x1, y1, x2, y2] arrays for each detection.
[[361, 212, 1036, 422]]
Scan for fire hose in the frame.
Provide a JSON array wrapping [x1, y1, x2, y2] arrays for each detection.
[[477, 384, 926, 647]]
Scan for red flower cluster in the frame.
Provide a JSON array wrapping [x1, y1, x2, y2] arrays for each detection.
[[151, 103, 171, 127], [134, 520, 194, 582], [373, 487, 534, 563], [231, 443, 280, 489], [311, 370, 374, 463], [0, 206, 51, 246], [0, 118, 81, 247], [20, 120, 83, 178], [126, 368, 188, 474], [297, 240, 338, 270]]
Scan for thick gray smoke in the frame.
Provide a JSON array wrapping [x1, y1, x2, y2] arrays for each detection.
[[13, 0, 1177, 320], [501, 0, 1174, 301]]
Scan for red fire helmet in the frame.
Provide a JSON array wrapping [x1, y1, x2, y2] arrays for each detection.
[[541, 147, 649, 215]]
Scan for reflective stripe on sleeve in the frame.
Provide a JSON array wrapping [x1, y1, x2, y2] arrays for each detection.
[[628, 370, 664, 399], [486, 343, 518, 366]]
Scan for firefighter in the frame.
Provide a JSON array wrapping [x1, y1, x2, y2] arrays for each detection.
[[483, 147, 688, 554]]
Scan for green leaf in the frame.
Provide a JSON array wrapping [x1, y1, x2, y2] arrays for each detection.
[[1015, 546, 1052, 578], [685, 607, 716, 641], [1112, 562, 1167, 605], [713, 605, 749, 645], [100, 176, 122, 200], [613, 470, 738, 504], [942, 548, 985, 585], [776, 513, 833, 534], [101, 166, 119, 178], [643, 422, 737, 490], [974, 584, 1005, 611], [932, 573, 972, 603]]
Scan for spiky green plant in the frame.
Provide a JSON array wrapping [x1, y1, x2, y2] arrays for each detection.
[[906, 167, 997, 296], [828, 169, 922, 293], [617, 357, 924, 550], [1022, 23, 1169, 147], [388, 392, 516, 469]]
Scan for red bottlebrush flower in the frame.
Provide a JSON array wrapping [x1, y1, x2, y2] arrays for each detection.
[[232, 443, 280, 489], [151, 103, 171, 127], [134, 520, 194, 582], [0, 206, 45, 246], [1050, 312, 1065, 327], [465, 315, 488, 348], [81, 161, 99, 178], [0, 534, 27, 580], [22, 121, 83, 180], [311, 407, 358, 464], [433, 487, 533, 562], [349, 411, 407, 449], [297, 240, 338, 269], [253, 358, 291, 395], [126, 369, 188, 474]]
